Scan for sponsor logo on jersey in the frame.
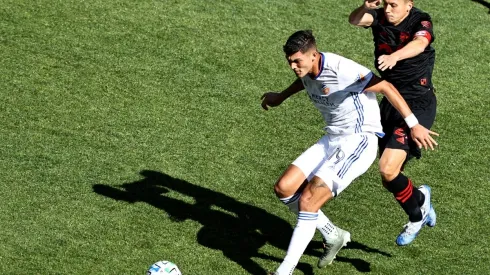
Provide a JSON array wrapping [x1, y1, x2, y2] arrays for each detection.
[[308, 93, 336, 107], [399, 32, 410, 43]]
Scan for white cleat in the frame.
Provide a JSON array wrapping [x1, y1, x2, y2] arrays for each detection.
[[318, 227, 351, 268]]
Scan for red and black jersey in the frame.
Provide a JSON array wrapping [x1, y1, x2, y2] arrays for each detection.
[[367, 8, 435, 99]]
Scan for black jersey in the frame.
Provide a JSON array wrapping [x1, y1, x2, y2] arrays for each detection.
[[367, 8, 435, 99]]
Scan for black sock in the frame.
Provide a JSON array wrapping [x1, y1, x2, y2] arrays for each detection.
[[383, 173, 423, 222], [413, 185, 425, 207]]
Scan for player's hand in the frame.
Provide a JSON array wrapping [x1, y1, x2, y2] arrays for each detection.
[[410, 124, 439, 150], [364, 0, 381, 9], [261, 92, 285, 110], [378, 54, 400, 71]]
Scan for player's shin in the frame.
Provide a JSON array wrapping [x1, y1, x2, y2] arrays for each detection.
[[383, 173, 425, 222], [280, 192, 340, 241], [276, 212, 318, 275]]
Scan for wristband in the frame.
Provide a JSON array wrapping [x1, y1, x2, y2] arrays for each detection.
[[404, 113, 419, 128]]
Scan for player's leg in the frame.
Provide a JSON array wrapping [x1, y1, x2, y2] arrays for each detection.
[[405, 92, 438, 228], [274, 175, 335, 275], [274, 135, 339, 240], [274, 135, 330, 213], [380, 140, 432, 245], [274, 165, 308, 213], [274, 134, 378, 274], [379, 147, 426, 221], [379, 115, 436, 244], [317, 133, 377, 268]]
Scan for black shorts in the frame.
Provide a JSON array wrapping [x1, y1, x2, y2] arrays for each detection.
[[378, 90, 437, 161]]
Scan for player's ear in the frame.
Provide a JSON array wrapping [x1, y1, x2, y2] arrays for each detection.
[[311, 51, 317, 61], [407, 0, 413, 10]]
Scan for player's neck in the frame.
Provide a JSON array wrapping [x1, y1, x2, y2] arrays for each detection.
[[308, 52, 322, 78]]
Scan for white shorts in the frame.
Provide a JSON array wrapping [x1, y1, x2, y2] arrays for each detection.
[[292, 133, 378, 197]]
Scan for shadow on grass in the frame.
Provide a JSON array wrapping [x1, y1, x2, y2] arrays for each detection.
[[93, 170, 391, 274], [472, 0, 490, 13]]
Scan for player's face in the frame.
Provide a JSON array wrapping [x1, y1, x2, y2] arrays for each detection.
[[383, 0, 412, 25], [286, 50, 316, 78]]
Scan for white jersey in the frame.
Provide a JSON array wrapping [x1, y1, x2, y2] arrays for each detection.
[[301, 52, 383, 136]]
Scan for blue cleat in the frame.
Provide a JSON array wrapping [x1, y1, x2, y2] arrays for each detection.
[[396, 219, 425, 246], [396, 184, 435, 246], [419, 185, 436, 227]]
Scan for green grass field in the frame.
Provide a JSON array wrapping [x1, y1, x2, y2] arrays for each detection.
[[1, 0, 489, 274]]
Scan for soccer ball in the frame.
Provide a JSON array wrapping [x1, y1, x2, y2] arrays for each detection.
[[147, 260, 182, 275]]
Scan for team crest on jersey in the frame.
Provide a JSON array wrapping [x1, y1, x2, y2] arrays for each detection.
[[357, 73, 365, 82], [421, 21, 431, 28], [322, 84, 330, 95], [420, 78, 427, 86]]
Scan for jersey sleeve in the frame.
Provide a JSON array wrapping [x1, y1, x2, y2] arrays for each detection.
[[336, 56, 373, 93], [366, 8, 384, 28], [412, 14, 435, 43]]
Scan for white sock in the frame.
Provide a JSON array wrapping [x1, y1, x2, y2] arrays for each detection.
[[276, 211, 318, 275], [279, 196, 338, 241], [316, 210, 339, 241], [279, 193, 301, 214]]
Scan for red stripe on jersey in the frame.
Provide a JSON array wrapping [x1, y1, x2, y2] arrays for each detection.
[[414, 30, 432, 42]]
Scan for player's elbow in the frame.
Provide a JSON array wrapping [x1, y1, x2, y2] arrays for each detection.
[[413, 39, 429, 54], [348, 15, 360, 26]]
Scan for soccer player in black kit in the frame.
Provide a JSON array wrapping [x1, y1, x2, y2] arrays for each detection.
[[349, 0, 439, 246]]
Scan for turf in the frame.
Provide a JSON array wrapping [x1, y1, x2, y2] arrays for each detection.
[[0, 0, 489, 274]]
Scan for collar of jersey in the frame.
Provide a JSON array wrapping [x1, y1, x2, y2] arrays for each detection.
[[313, 52, 325, 80]]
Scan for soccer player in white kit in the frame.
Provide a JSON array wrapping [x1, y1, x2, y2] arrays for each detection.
[[261, 30, 437, 274]]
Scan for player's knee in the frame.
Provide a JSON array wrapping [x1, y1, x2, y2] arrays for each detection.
[[274, 179, 294, 198], [379, 161, 400, 182]]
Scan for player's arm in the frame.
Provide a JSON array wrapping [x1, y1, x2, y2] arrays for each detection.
[[348, 0, 380, 27], [378, 36, 430, 71], [364, 75, 439, 150], [391, 36, 429, 60], [261, 78, 304, 110], [378, 18, 434, 71]]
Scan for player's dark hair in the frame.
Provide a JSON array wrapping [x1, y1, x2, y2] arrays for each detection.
[[283, 30, 317, 56]]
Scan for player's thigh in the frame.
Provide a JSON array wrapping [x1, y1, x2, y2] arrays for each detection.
[[315, 133, 378, 197], [290, 135, 330, 180], [274, 165, 308, 197], [276, 136, 329, 196]]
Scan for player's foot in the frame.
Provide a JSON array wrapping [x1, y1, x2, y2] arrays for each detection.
[[317, 227, 351, 268], [396, 184, 436, 246], [427, 204, 436, 227], [419, 185, 436, 227], [396, 219, 425, 246]]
